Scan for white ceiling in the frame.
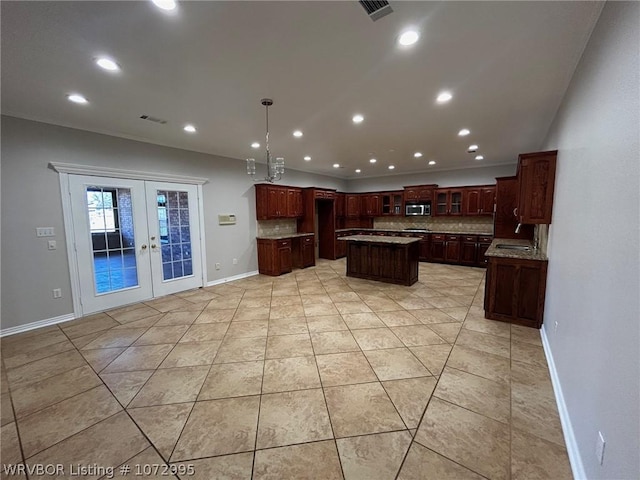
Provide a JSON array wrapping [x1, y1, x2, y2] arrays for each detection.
[[1, 1, 602, 179]]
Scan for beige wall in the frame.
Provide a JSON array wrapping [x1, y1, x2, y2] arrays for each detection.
[[541, 1, 639, 477], [0, 116, 346, 329]]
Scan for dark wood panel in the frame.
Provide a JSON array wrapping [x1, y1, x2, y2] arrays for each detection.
[[517, 150, 557, 224], [345, 240, 418, 286], [495, 177, 534, 240]]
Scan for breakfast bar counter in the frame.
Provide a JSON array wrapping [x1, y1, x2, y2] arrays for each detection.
[[338, 235, 420, 286]]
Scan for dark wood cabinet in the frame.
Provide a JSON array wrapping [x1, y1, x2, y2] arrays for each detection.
[[404, 185, 435, 203], [286, 188, 303, 217], [464, 186, 496, 216], [258, 235, 315, 276], [495, 177, 534, 239], [477, 236, 493, 266], [381, 192, 403, 216], [346, 240, 419, 286], [435, 189, 464, 216], [293, 235, 315, 269], [485, 256, 548, 329], [335, 193, 345, 218], [257, 238, 292, 275], [460, 235, 478, 265], [418, 234, 430, 261], [430, 234, 446, 262], [361, 194, 381, 217], [480, 187, 496, 215], [516, 150, 557, 224], [445, 235, 461, 262], [256, 184, 302, 220], [345, 194, 361, 218], [335, 232, 349, 258]]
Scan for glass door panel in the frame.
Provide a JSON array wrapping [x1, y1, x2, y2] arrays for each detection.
[[70, 175, 152, 314], [146, 182, 202, 297]]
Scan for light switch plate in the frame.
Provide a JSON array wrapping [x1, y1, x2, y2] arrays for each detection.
[[36, 227, 55, 237]]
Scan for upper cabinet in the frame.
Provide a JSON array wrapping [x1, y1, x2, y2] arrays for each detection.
[[345, 194, 361, 218], [404, 185, 435, 203], [255, 184, 302, 220], [381, 191, 403, 216], [335, 193, 345, 218], [361, 194, 381, 217], [464, 186, 496, 216], [435, 188, 464, 216], [516, 150, 557, 224]]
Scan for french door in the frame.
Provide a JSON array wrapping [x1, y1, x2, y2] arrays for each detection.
[[69, 175, 203, 315]]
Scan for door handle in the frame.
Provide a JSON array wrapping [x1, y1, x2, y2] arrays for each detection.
[[141, 244, 147, 250], [151, 236, 156, 241], [151, 244, 157, 249]]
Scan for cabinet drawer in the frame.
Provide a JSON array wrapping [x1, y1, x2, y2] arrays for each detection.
[[463, 235, 478, 242], [303, 236, 313, 244], [479, 236, 493, 243], [445, 234, 460, 241], [432, 234, 446, 241], [278, 240, 291, 248]]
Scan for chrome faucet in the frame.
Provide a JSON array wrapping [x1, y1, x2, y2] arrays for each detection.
[[515, 223, 522, 234]]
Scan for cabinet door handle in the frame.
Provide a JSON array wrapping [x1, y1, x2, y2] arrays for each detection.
[[513, 207, 518, 217]]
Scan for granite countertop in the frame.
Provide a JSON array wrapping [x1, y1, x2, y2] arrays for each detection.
[[338, 234, 420, 245], [485, 238, 548, 261], [335, 228, 493, 236], [256, 232, 314, 240]]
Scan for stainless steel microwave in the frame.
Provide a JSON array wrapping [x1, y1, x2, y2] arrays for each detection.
[[405, 202, 431, 216]]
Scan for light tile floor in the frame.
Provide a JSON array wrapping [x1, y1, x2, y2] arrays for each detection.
[[0, 259, 573, 479]]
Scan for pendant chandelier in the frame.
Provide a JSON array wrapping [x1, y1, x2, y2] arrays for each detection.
[[246, 98, 284, 183]]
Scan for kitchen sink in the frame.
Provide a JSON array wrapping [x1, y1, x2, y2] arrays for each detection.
[[496, 244, 530, 251]]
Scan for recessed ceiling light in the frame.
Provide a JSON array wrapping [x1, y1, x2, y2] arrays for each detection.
[[293, 130, 303, 138], [388, 165, 395, 170], [428, 160, 436, 165], [369, 158, 377, 164], [436, 91, 453, 104], [458, 128, 470, 136], [151, 0, 176, 11], [95, 57, 120, 72], [355, 169, 361, 173], [333, 163, 340, 168], [398, 30, 420, 47], [183, 124, 196, 133], [475, 155, 484, 160], [304, 156, 311, 161], [413, 152, 422, 158], [468, 144, 478, 152], [352, 114, 364, 124], [251, 142, 260, 149], [67, 93, 88, 104]]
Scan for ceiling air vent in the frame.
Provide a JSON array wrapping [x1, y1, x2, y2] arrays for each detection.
[[359, 1, 393, 22], [139, 114, 167, 125]]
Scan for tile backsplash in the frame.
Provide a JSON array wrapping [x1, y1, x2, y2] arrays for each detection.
[[374, 216, 494, 234], [257, 219, 297, 236]]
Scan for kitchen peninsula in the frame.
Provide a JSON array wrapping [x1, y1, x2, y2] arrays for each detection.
[[339, 234, 420, 286]]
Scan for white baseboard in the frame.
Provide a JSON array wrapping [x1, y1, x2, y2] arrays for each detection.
[[0, 313, 76, 338], [207, 270, 259, 287], [540, 326, 586, 480]]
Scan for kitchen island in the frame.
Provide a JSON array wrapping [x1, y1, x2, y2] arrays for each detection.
[[339, 235, 420, 286]]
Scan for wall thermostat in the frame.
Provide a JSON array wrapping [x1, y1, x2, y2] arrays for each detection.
[[218, 214, 236, 225]]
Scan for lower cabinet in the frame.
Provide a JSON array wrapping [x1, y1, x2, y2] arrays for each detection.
[[257, 235, 315, 276], [335, 232, 349, 258], [477, 236, 493, 266], [444, 235, 461, 263], [430, 234, 446, 262], [460, 235, 478, 266], [484, 256, 548, 328]]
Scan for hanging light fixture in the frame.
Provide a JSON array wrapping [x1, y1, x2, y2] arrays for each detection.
[[247, 98, 285, 183]]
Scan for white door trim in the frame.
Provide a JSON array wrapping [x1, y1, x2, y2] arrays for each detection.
[[56, 166, 208, 318], [50, 162, 208, 185]]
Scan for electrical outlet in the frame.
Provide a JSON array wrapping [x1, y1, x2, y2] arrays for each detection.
[[48, 240, 57, 250], [215, 263, 221, 270], [595, 431, 606, 465], [233, 258, 238, 265], [554, 321, 559, 332], [52, 288, 62, 299]]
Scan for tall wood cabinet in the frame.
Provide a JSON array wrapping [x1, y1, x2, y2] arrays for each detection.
[[516, 150, 557, 224]]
